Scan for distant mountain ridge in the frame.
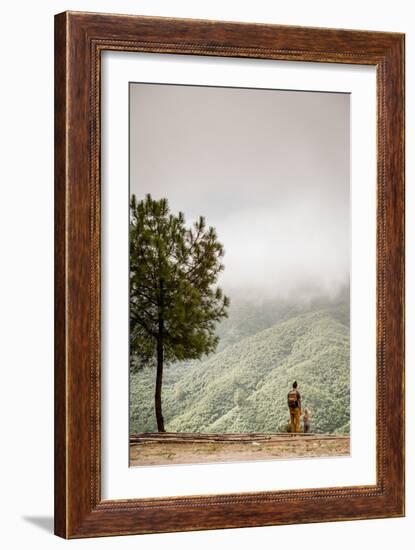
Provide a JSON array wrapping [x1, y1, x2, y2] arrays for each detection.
[[130, 297, 350, 435]]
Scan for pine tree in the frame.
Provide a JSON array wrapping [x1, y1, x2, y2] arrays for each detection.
[[130, 194, 230, 432]]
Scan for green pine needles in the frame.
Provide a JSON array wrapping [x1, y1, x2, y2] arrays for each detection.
[[130, 194, 230, 432]]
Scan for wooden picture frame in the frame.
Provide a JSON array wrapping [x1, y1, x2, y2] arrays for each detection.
[[54, 11, 405, 538]]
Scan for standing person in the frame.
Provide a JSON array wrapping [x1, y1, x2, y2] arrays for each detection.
[[287, 381, 302, 433], [303, 407, 311, 433]]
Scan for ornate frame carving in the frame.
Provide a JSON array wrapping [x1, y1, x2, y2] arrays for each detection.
[[54, 11, 405, 538]]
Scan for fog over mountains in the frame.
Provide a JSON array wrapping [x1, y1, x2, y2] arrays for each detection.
[[129, 83, 350, 436], [130, 83, 350, 301]]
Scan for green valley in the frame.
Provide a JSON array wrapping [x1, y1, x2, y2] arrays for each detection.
[[130, 298, 350, 435]]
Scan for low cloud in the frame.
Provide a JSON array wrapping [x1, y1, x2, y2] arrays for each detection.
[[130, 83, 350, 303]]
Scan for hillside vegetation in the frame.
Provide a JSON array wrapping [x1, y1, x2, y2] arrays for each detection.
[[130, 299, 350, 435]]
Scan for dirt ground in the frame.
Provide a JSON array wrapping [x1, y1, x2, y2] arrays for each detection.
[[129, 434, 350, 466]]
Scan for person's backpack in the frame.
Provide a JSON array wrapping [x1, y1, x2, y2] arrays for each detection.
[[288, 389, 299, 409]]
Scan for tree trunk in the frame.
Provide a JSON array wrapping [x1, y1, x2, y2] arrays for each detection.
[[155, 322, 165, 432]]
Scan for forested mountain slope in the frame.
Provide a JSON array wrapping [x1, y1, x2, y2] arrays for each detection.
[[130, 300, 350, 435]]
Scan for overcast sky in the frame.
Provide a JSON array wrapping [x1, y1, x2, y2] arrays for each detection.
[[130, 83, 350, 301]]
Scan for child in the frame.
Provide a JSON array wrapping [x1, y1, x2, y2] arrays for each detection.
[[303, 407, 311, 433]]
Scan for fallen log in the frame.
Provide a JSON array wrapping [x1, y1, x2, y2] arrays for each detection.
[[130, 432, 349, 445]]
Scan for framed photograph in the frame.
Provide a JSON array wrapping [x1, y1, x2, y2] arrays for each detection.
[[54, 11, 405, 538]]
